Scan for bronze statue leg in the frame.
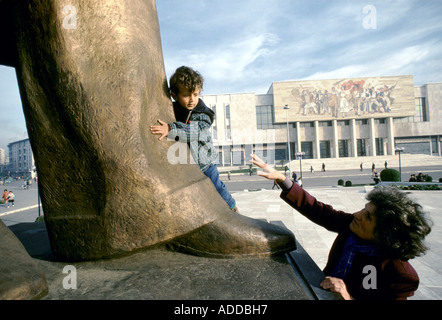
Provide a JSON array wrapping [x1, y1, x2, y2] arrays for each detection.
[[2, 0, 295, 260]]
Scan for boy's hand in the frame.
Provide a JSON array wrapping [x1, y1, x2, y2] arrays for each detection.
[[250, 154, 286, 182], [150, 119, 170, 141]]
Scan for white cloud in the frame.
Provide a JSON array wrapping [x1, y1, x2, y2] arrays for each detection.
[[305, 45, 430, 81], [164, 32, 280, 90]]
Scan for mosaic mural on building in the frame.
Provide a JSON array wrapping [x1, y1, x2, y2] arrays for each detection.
[[273, 75, 415, 123]]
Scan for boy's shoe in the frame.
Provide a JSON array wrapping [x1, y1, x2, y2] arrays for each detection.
[[231, 206, 239, 214]]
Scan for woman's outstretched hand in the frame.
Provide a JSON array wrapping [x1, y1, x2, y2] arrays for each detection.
[[320, 276, 353, 300], [250, 154, 286, 183]]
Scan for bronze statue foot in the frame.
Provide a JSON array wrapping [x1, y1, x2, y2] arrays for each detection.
[[168, 213, 297, 258], [1, 0, 297, 261]]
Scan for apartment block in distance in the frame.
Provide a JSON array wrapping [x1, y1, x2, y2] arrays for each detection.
[[7, 138, 35, 178]]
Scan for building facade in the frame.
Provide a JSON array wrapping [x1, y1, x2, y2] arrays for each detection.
[[0, 148, 6, 165], [7, 138, 35, 177], [201, 75, 442, 167]]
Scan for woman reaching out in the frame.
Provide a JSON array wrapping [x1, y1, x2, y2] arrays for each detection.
[[250, 154, 431, 300]]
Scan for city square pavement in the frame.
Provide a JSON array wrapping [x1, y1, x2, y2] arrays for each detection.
[[1, 176, 442, 300], [0, 180, 42, 226]]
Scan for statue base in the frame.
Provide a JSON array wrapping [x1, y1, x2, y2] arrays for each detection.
[[8, 221, 340, 301]]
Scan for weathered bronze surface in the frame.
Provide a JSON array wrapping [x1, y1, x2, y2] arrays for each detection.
[[0, 0, 296, 261], [0, 220, 48, 300]]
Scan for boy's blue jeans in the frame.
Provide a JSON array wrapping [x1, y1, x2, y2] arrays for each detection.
[[204, 165, 236, 209]]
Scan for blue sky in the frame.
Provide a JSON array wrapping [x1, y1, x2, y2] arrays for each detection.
[[1, 0, 442, 150]]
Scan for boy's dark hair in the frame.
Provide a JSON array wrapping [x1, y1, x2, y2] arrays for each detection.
[[367, 186, 432, 260], [169, 66, 204, 95]]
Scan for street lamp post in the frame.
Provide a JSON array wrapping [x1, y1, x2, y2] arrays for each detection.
[[395, 146, 404, 182], [284, 105, 292, 175], [296, 151, 305, 179]]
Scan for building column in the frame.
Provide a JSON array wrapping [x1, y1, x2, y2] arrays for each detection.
[[350, 119, 357, 157], [437, 136, 442, 157], [296, 121, 301, 154], [369, 118, 376, 156], [387, 117, 394, 155], [314, 120, 320, 159], [332, 119, 339, 158]]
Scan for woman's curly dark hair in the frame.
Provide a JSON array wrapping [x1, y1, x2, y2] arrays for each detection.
[[367, 186, 432, 260], [169, 66, 204, 95]]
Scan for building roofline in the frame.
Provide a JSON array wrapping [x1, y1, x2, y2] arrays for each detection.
[[418, 82, 442, 86], [7, 138, 30, 147]]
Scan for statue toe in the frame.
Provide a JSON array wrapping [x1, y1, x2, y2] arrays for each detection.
[[167, 213, 297, 258]]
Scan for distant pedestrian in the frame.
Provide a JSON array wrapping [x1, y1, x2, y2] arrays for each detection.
[[227, 171, 231, 180], [272, 180, 280, 190], [7, 191, 15, 208], [296, 177, 303, 188], [372, 163, 375, 172], [310, 166, 314, 174], [384, 161, 388, 169], [372, 170, 380, 185], [322, 163, 326, 172], [2, 189, 8, 206], [360, 163, 363, 171]]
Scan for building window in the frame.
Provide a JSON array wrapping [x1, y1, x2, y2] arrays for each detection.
[[338, 140, 349, 157], [301, 141, 313, 159], [223, 145, 231, 165], [256, 105, 286, 129], [432, 136, 439, 154], [320, 140, 331, 158], [253, 143, 268, 157], [376, 138, 384, 156], [414, 97, 428, 122], [290, 142, 297, 160], [244, 144, 253, 161], [318, 121, 332, 127], [337, 120, 350, 126], [232, 145, 244, 165], [374, 118, 386, 124], [395, 98, 428, 123], [357, 139, 367, 156], [211, 105, 218, 140], [300, 122, 314, 128], [356, 119, 368, 125], [256, 105, 272, 129], [274, 143, 287, 162], [225, 104, 231, 140], [218, 148, 223, 166]]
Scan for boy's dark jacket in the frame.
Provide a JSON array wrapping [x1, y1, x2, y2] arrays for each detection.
[[169, 99, 216, 172], [173, 99, 215, 125]]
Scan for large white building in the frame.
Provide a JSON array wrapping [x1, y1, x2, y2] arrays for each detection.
[[200, 75, 441, 167]]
